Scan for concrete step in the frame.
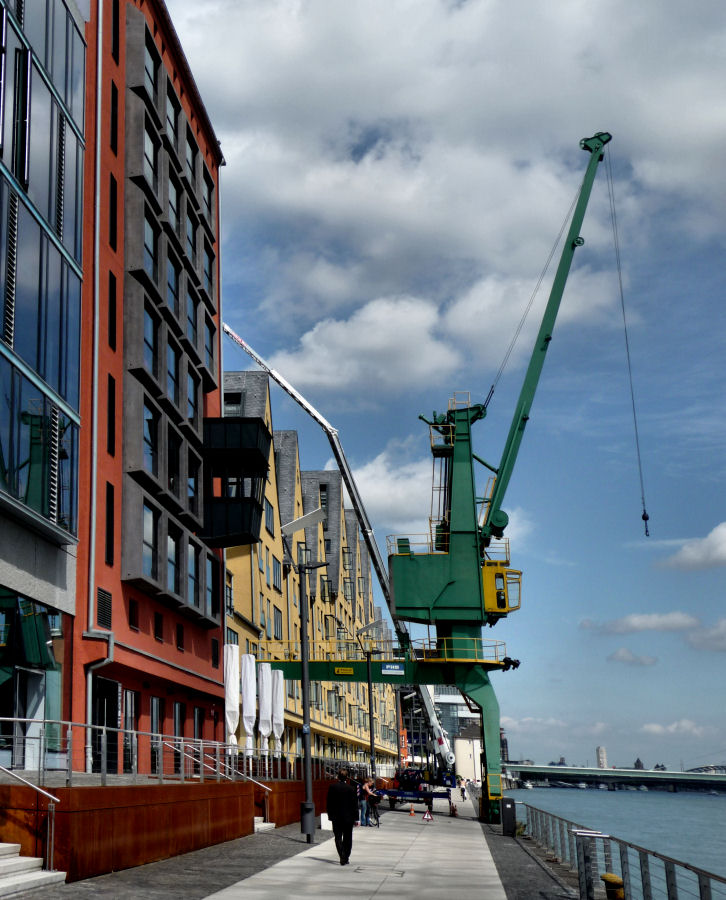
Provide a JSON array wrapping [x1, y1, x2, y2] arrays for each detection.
[[0, 848, 20, 861], [0, 854, 44, 877], [0, 868, 67, 897], [253, 817, 275, 833]]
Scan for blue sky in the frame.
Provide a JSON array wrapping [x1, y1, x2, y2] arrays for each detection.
[[166, 0, 726, 770]]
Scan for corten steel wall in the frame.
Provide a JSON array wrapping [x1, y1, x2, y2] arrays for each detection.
[[0, 781, 255, 882], [262, 779, 332, 827]]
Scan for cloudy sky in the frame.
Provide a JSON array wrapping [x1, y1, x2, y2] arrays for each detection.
[[166, 0, 726, 769]]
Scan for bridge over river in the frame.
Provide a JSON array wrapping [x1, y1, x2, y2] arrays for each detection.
[[505, 763, 726, 792]]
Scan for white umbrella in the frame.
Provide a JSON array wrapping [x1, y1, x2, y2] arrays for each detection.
[[258, 662, 272, 756], [223, 644, 240, 751], [271, 668, 285, 756], [241, 653, 257, 755]]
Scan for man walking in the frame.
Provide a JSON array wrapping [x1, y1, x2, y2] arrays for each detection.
[[326, 767, 359, 866]]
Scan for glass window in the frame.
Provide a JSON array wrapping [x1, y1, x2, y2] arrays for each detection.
[[185, 132, 196, 184], [186, 289, 198, 345], [143, 123, 158, 191], [188, 541, 200, 607], [202, 170, 214, 221], [14, 202, 42, 371], [62, 267, 81, 409], [273, 557, 282, 592], [166, 87, 179, 145], [142, 502, 158, 579], [63, 120, 83, 263], [143, 306, 158, 377], [204, 319, 215, 372], [167, 342, 179, 405], [144, 35, 159, 103], [187, 454, 199, 515], [265, 498, 274, 534], [274, 607, 283, 640], [203, 245, 213, 296], [168, 176, 179, 232], [186, 213, 197, 264], [168, 427, 181, 497], [143, 213, 157, 281], [226, 628, 238, 645], [187, 371, 198, 424], [167, 527, 179, 594], [143, 402, 159, 475], [206, 556, 217, 617], [28, 64, 53, 222], [166, 255, 180, 315]]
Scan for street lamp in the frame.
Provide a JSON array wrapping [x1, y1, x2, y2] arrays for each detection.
[[281, 507, 327, 844], [356, 621, 382, 781]]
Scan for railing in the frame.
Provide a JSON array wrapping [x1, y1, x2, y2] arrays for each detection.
[[521, 802, 726, 899], [0, 717, 394, 788], [261, 637, 508, 666], [0, 764, 59, 871]]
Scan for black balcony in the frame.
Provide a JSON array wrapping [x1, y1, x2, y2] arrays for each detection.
[[200, 417, 271, 547]]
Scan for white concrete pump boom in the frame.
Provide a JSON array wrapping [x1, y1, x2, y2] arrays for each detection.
[[222, 323, 392, 607], [222, 322, 456, 770]]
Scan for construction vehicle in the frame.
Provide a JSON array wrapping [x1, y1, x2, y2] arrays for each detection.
[[389, 132, 612, 820], [222, 325, 456, 773]]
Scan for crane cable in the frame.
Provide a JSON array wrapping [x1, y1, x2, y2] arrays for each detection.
[[484, 183, 581, 409], [605, 150, 650, 537]]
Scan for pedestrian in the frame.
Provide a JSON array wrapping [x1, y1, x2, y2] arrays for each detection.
[[326, 767, 359, 866], [460, 782, 466, 801], [362, 777, 378, 825]]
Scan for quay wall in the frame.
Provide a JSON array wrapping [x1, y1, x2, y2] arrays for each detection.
[[0, 778, 331, 881]]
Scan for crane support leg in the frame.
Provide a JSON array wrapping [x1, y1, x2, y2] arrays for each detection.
[[453, 664, 502, 823]]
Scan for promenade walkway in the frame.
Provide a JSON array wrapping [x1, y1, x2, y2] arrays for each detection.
[[15, 797, 574, 899], [207, 798, 506, 900]]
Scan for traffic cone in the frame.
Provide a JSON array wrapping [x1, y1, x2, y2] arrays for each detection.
[[409, 804, 415, 816]]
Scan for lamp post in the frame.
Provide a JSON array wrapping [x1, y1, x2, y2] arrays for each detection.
[[281, 507, 327, 844], [356, 621, 383, 781]]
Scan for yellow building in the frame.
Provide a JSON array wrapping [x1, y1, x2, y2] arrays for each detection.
[[223, 372, 398, 773]]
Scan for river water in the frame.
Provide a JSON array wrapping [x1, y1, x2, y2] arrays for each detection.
[[507, 787, 726, 879]]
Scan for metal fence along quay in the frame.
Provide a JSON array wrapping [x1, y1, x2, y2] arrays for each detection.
[[521, 802, 726, 900]]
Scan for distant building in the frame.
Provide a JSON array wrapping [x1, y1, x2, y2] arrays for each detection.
[[596, 745, 608, 768]]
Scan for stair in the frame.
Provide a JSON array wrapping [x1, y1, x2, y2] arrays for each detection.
[[254, 816, 275, 833], [0, 843, 66, 896]]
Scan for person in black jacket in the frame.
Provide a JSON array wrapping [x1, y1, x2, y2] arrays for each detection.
[[326, 767, 359, 865]]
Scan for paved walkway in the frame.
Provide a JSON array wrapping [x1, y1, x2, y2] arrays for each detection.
[[205, 799, 506, 900], [14, 796, 573, 899]]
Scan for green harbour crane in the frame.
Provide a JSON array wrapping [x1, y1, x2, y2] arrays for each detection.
[[388, 132, 612, 821]]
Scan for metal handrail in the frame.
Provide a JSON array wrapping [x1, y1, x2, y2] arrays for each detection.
[[522, 802, 726, 900], [0, 764, 59, 871]]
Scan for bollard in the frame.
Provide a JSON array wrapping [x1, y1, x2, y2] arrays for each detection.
[[601, 873, 624, 900]]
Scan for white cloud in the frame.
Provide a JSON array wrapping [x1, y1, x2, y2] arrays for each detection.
[[662, 522, 726, 569], [641, 719, 711, 738], [580, 612, 699, 634], [607, 647, 657, 666], [500, 715, 568, 734], [268, 296, 461, 394], [167, 0, 726, 373], [686, 619, 726, 653], [351, 444, 433, 537]]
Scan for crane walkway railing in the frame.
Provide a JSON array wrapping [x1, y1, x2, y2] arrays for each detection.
[[259, 637, 508, 666], [521, 802, 726, 900]]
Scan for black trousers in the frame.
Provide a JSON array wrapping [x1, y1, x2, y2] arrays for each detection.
[[332, 822, 354, 862]]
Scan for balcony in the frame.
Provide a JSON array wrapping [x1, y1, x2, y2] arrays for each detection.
[[200, 417, 271, 547]]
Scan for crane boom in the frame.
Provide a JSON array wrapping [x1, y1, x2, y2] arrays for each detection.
[[223, 325, 460, 769], [482, 131, 612, 541], [222, 323, 395, 626]]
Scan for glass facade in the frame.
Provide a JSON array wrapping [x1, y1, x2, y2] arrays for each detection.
[[0, 0, 84, 539]]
